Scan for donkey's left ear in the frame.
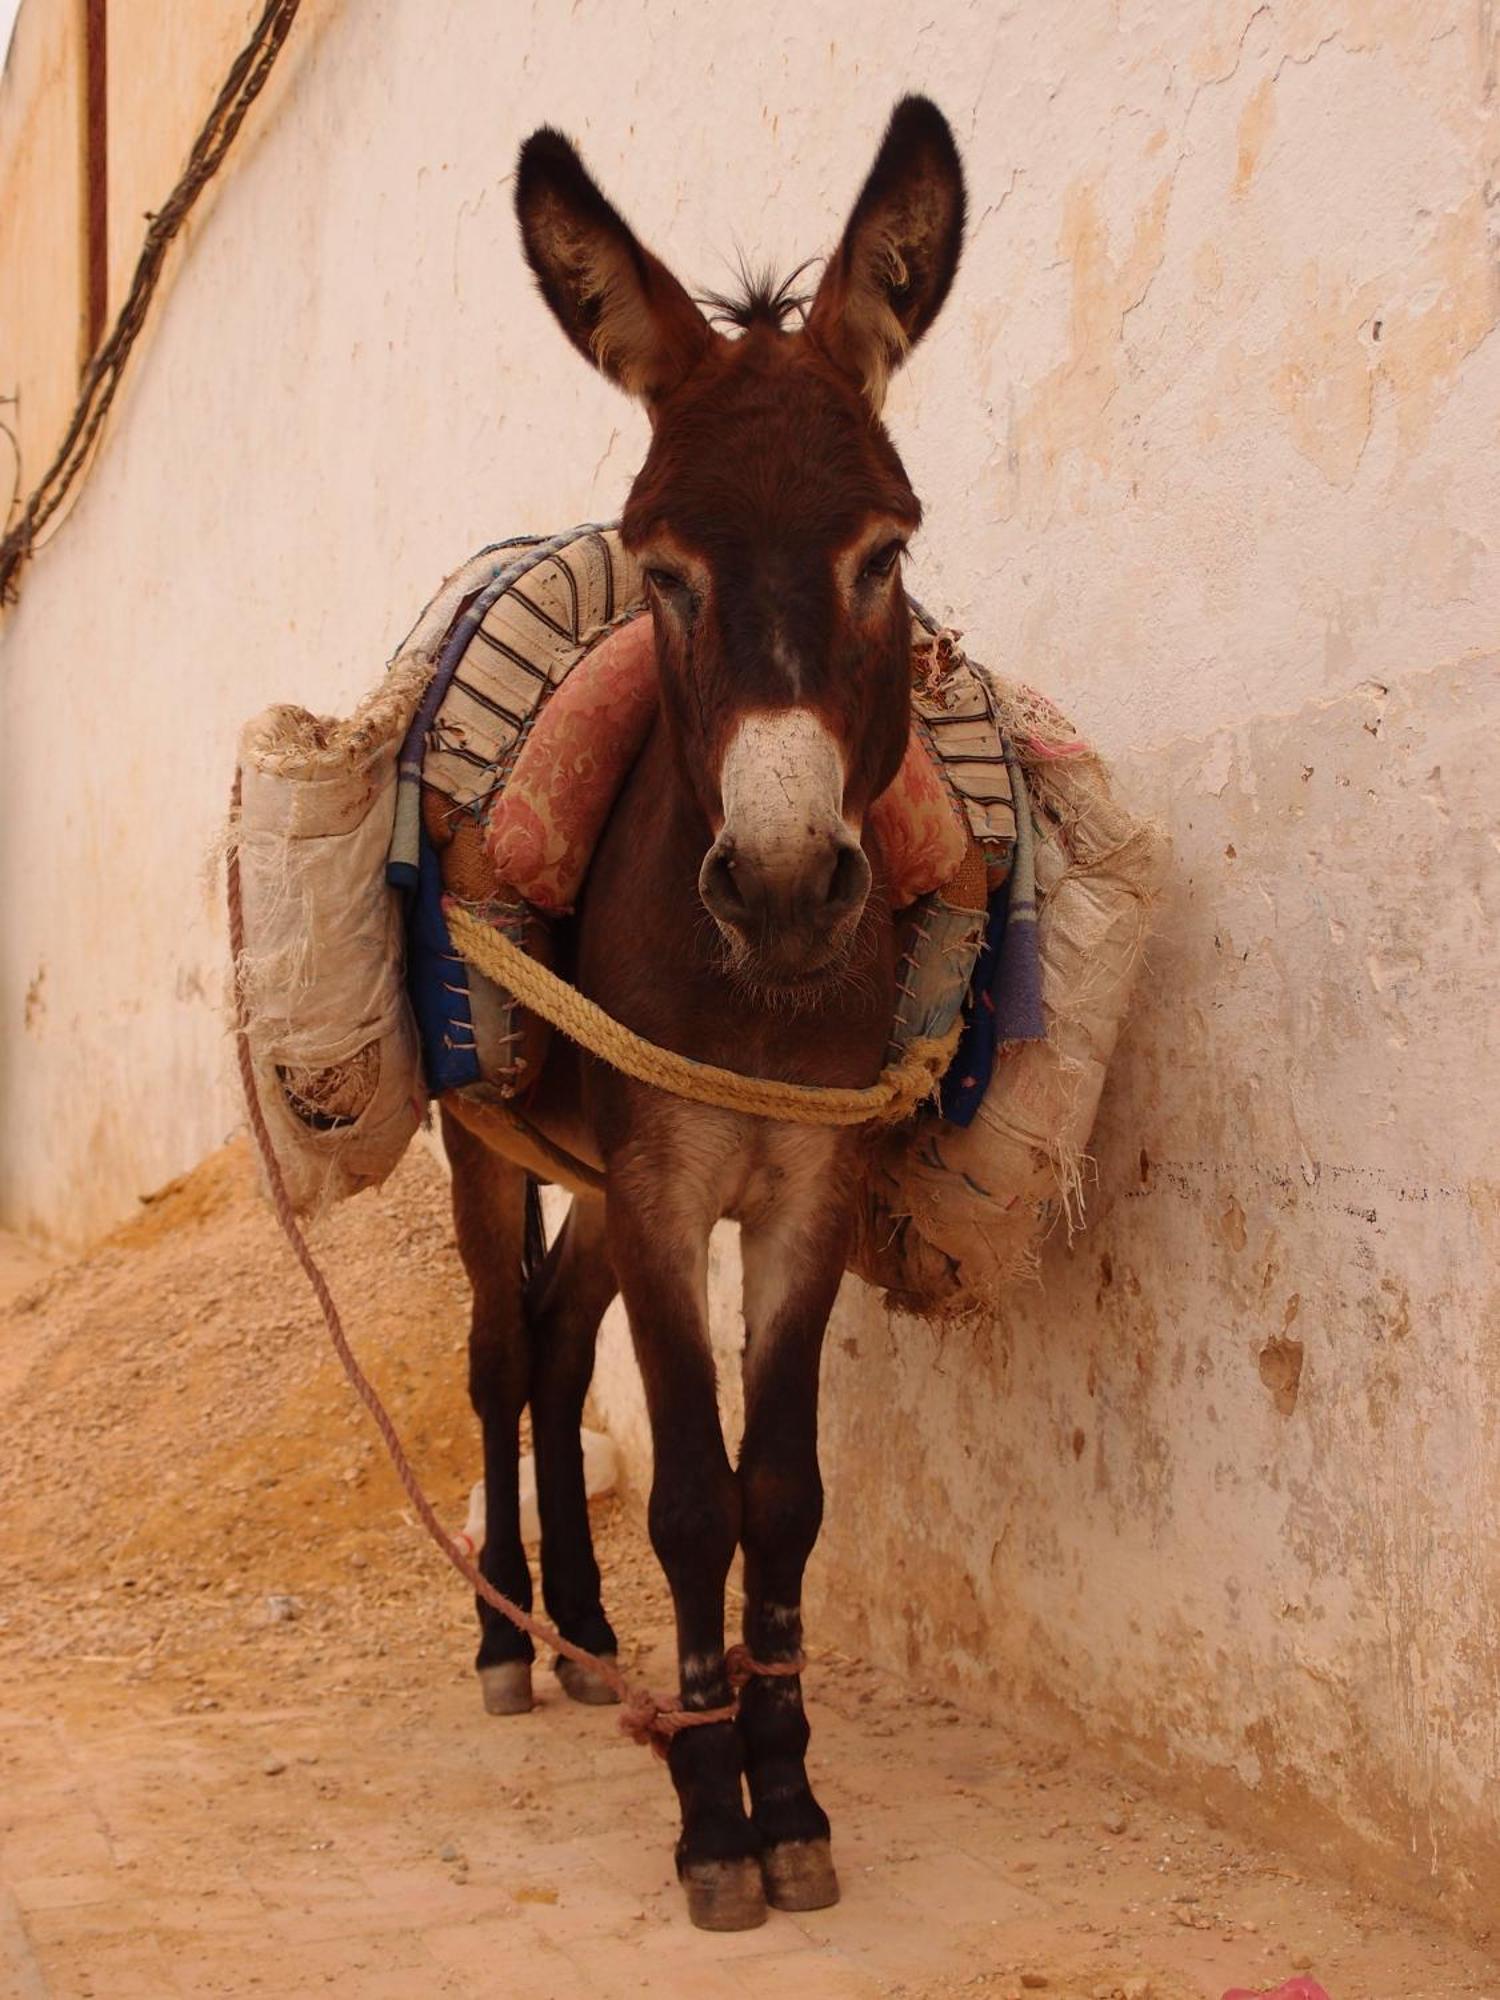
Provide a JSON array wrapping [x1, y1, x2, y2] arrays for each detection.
[[514, 127, 711, 407], [806, 97, 965, 411]]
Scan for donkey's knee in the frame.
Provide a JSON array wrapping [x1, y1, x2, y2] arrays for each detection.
[[740, 1458, 823, 1576], [648, 1451, 741, 1612], [467, 1328, 527, 1423]]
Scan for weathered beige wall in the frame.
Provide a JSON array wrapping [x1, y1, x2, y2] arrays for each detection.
[[818, 657, 1500, 1923], [0, 0, 84, 503], [103, 3, 267, 326], [1, 0, 1496, 1929]]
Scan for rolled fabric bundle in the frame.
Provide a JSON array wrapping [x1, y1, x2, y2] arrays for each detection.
[[485, 613, 971, 915], [485, 616, 660, 913]]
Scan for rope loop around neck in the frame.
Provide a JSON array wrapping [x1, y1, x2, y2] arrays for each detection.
[[444, 902, 953, 1128]]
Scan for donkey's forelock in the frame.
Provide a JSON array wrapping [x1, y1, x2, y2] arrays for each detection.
[[696, 260, 815, 335]]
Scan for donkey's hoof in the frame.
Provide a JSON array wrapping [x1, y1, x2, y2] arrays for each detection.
[[554, 1653, 621, 1706], [478, 1662, 534, 1715], [761, 1837, 839, 1911], [681, 1856, 768, 1932]]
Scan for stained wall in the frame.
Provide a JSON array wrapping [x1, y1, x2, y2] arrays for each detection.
[[1, 0, 1496, 1922]]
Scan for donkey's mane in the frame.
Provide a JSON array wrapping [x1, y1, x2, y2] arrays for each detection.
[[696, 258, 816, 332]]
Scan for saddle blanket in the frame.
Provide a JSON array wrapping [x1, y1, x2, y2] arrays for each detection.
[[386, 523, 1043, 1109]]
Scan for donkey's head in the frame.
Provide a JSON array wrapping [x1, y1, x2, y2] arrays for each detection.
[[515, 99, 964, 984]]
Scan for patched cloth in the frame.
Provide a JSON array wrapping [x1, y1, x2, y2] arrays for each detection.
[[387, 527, 636, 1095], [486, 620, 982, 915], [233, 518, 1160, 1316], [389, 523, 1032, 1105]]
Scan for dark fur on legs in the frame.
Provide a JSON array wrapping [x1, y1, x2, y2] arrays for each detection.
[[442, 1107, 618, 1699], [438, 93, 967, 1927], [525, 1194, 619, 1675]]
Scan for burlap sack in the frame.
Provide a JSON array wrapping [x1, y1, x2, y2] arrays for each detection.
[[850, 681, 1168, 1318], [228, 550, 504, 1215]]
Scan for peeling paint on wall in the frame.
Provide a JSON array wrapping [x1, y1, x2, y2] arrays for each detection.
[[1, 0, 1497, 1925]]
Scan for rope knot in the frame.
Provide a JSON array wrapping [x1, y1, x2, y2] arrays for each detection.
[[725, 1643, 807, 1689], [619, 1687, 739, 1759], [615, 1651, 807, 1756]]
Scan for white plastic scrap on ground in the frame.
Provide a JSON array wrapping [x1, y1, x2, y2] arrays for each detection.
[[454, 1427, 620, 1555]]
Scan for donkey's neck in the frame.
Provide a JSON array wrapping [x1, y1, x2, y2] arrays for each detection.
[[576, 718, 899, 1093]]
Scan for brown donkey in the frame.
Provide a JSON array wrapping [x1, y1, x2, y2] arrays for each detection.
[[442, 98, 965, 1931]]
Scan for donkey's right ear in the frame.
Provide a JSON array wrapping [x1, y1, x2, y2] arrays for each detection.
[[515, 129, 711, 407], [806, 97, 965, 412]]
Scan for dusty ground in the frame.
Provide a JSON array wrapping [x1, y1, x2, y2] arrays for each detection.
[[1, 1145, 1495, 2000]]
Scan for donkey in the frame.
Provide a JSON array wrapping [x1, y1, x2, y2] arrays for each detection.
[[441, 97, 965, 1931]]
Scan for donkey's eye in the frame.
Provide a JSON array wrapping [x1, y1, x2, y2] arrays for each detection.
[[646, 567, 688, 597], [861, 540, 906, 580]]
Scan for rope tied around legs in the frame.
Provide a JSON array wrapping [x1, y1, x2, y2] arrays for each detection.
[[227, 770, 816, 1756], [620, 1648, 809, 1756]]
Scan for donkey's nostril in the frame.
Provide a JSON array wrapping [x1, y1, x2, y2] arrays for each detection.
[[699, 840, 749, 923], [701, 830, 869, 951], [823, 839, 870, 917]]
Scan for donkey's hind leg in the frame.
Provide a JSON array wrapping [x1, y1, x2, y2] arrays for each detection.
[[525, 1192, 621, 1702], [442, 1104, 536, 1716]]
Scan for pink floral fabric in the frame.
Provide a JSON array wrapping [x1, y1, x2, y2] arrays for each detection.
[[485, 613, 970, 913], [485, 617, 658, 912], [869, 730, 969, 905]]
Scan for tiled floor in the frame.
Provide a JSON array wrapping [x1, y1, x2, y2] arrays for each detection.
[[2, 1151, 1494, 1999], [2, 1630, 1496, 2000]]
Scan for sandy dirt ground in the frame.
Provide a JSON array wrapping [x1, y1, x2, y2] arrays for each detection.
[[1, 1144, 1496, 2000]]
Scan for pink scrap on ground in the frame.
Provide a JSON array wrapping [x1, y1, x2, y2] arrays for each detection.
[[1222, 1981, 1333, 2000], [485, 613, 969, 913]]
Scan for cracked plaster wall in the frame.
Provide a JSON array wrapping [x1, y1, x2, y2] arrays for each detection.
[[0, 0, 1496, 1921]]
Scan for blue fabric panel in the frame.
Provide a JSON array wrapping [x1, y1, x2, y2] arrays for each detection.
[[939, 871, 1046, 1128], [406, 831, 481, 1094]]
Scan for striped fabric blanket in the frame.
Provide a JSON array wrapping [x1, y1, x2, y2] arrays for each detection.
[[387, 523, 1044, 1111]]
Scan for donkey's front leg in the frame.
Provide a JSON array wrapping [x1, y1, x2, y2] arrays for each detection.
[[607, 1164, 765, 1933], [735, 1186, 849, 1912]]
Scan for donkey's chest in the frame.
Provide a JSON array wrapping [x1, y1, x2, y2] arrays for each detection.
[[721, 1122, 846, 1229], [636, 1100, 850, 1238]]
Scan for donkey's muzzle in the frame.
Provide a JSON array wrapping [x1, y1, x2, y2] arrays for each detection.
[[699, 830, 871, 975]]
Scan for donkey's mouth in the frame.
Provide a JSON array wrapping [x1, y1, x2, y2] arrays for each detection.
[[708, 911, 865, 1006], [698, 825, 873, 987]]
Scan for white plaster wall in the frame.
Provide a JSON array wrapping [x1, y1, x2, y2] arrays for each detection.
[[818, 659, 1500, 1919], [591, 659, 1500, 1921], [1, 0, 1496, 1921]]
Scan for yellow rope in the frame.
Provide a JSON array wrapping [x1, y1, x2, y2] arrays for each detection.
[[445, 904, 954, 1128]]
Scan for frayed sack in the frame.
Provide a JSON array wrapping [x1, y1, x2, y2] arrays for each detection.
[[849, 675, 1168, 1319], [226, 549, 505, 1216], [231, 666, 426, 1217]]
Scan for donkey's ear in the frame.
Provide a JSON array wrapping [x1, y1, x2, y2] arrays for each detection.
[[515, 128, 711, 407], [806, 97, 965, 410]]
